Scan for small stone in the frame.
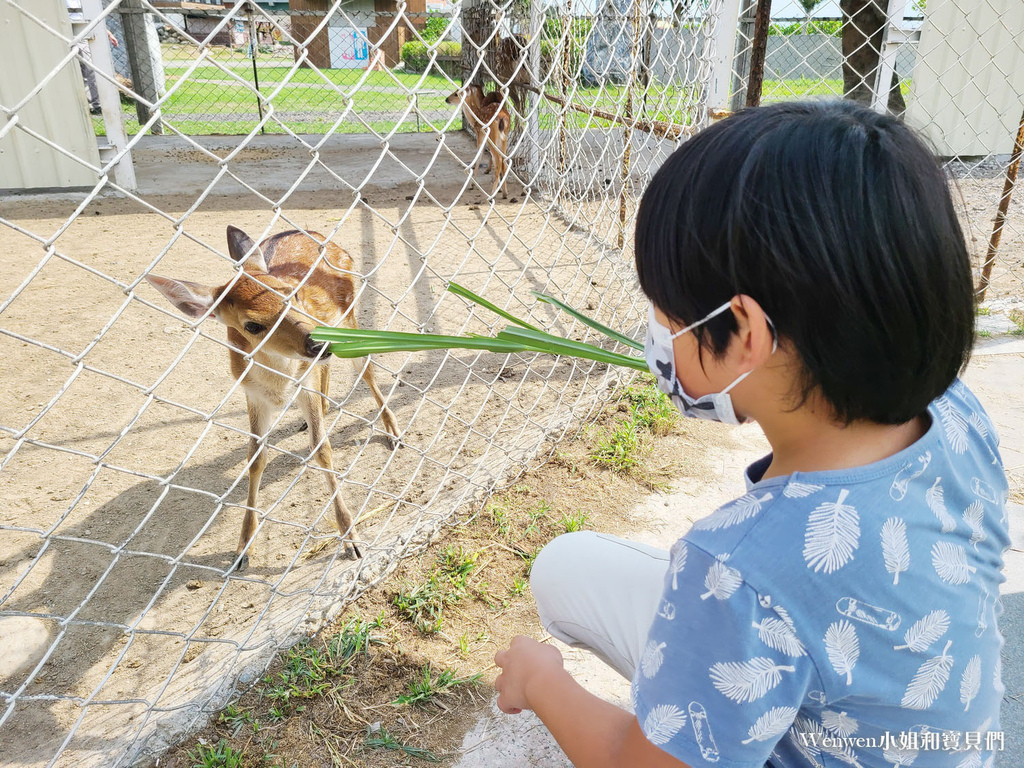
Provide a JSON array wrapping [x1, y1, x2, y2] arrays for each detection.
[[186, 579, 202, 590]]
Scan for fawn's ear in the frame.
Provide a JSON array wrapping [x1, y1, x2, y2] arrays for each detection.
[[145, 275, 219, 320], [226, 225, 268, 273]]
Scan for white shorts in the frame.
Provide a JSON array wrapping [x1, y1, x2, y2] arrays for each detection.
[[530, 531, 670, 681]]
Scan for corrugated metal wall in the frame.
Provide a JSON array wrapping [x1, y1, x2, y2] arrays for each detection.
[[0, 0, 101, 190], [907, 0, 1024, 157]]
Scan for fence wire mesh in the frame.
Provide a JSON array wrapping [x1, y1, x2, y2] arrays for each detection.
[[0, 0, 1022, 766]]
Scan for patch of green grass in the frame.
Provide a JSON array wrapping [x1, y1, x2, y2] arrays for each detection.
[[509, 576, 528, 596], [590, 418, 647, 472], [976, 306, 993, 316], [623, 378, 677, 436], [217, 704, 255, 738], [189, 739, 245, 768], [1008, 309, 1024, 336], [560, 510, 590, 533], [393, 664, 481, 707], [393, 546, 482, 633], [363, 725, 442, 762], [326, 616, 383, 667]]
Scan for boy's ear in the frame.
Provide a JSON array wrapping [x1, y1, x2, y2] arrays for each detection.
[[732, 294, 776, 365], [145, 275, 219, 320], [226, 225, 268, 273]]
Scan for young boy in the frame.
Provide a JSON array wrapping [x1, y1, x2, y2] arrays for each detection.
[[493, 101, 1010, 767]]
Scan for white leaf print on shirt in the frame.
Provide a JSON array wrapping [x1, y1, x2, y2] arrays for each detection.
[[668, 541, 688, 590], [969, 412, 1000, 465], [788, 717, 826, 768], [784, 482, 825, 499], [994, 655, 1005, 693], [890, 452, 932, 501], [976, 587, 990, 638], [932, 541, 977, 585], [741, 706, 799, 744], [804, 489, 860, 574], [796, 715, 862, 766], [825, 620, 860, 685], [902, 640, 954, 710], [894, 610, 950, 652], [956, 751, 983, 768], [926, 478, 958, 533], [701, 555, 743, 600], [643, 704, 687, 746], [641, 640, 667, 679], [691, 492, 774, 531], [709, 658, 796, 703], [821, 710, 859, 737], [881, 517, 910, 585], [884, 743, 919, 768], [963, 501, 986, 550], [936, 396, 969, 454], [960, 655, 982, 711], [752, 616, 807, 657]]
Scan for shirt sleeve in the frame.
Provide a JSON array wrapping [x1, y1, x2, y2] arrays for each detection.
[[632, 540, 820, 768]]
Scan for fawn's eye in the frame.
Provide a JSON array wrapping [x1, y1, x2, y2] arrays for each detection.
[[244, 321, 265, 335]]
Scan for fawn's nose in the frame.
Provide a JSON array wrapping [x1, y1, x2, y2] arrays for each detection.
[[305, 336, 329, 359]]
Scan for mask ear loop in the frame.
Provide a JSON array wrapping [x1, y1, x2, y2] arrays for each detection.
[[713, 312, 780, 396], [669, 301, 733, 340]]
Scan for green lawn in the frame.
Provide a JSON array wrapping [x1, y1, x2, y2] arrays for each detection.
[[95, 45, 872, 138]]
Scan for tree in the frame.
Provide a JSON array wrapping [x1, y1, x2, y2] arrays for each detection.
[[840, 0, 905, 117], [799, 0, 821, 12]]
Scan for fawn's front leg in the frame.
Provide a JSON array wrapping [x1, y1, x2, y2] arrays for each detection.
[[298, 388, 362, 558], [237, 395, 270, 571]]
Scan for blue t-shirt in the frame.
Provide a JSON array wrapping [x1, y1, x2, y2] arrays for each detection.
[[632, 381, 1011, 768]]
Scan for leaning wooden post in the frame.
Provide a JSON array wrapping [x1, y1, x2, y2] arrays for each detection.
[[745, 0, 772, 108], [618, 0, 642, 250], [558, 0, 574, 192], [977, 106, 1024, 304]]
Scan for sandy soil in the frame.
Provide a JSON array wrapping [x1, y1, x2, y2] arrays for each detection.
[[0, 149, 647, 766]]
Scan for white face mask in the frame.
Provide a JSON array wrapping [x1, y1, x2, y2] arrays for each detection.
[[644, 302, 776, 426]]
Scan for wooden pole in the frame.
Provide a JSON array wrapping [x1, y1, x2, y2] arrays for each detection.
[[618, 0, 642, 250], [977, 106, 1024, 304], [745, 0, 772, 108]]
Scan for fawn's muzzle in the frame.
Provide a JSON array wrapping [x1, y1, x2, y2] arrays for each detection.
[[305, 337, 330, 359]]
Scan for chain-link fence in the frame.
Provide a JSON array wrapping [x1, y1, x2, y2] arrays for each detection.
[[1, 0, 1022, 766], [730, 0, 1024, 316]]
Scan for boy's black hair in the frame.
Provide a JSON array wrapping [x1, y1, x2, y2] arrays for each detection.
[[635, 100, 974, 425]]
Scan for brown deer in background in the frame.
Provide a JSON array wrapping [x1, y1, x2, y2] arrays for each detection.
[[447, 84, 511, 199], [146, 226, 399, 570]]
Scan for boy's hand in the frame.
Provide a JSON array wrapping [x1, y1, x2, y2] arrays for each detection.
[[494, 635, 564, 714]]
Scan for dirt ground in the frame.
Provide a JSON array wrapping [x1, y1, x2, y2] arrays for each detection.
[[1, 132, 1023, 768], [154, 390, 741, 768], [0, 147, 647, 766]]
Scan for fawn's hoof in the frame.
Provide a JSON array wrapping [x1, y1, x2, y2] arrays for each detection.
[[298, 421, 309, 432], [350, 541, 363, 559], [233, 553, 250, 572]]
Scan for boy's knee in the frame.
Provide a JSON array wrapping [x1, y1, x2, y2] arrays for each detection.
[[531, 531, 600, 615]]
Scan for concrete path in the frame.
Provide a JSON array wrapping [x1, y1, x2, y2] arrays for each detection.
[[455, 347, 1024, 767]]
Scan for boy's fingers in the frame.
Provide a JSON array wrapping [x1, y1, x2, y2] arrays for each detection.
[[494, 649, 506, 668]]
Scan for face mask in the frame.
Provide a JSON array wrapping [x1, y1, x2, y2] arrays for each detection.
[[644, 302, 776, 426]]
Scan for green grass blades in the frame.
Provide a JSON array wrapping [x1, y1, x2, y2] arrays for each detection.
[[531, 291, 643, 351], [446, 282, 540, 331], [312, 283, 647, 371]]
